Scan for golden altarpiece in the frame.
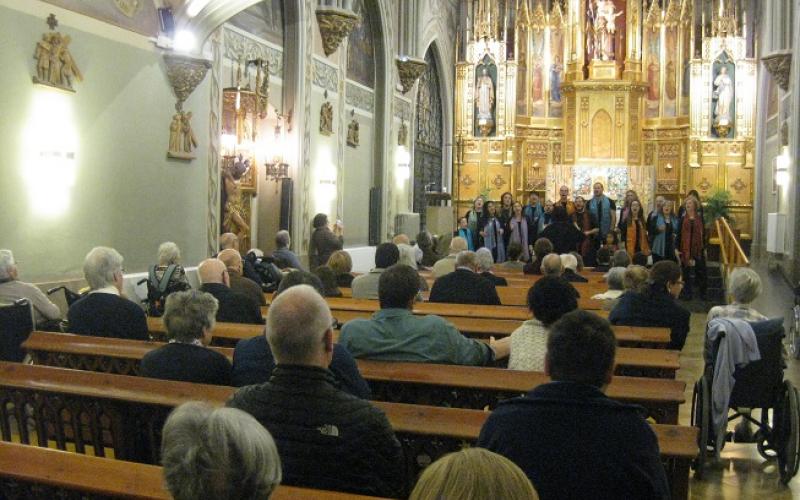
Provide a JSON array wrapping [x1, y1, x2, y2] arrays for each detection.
[[453, 0, 757, 238]]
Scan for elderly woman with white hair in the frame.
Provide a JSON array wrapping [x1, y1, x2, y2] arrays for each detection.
[[560, 253, 588, 283], [153, 241, 191, 291], [476, 248, 508, 287], [67, 246, 148, 340], [0, 249, 61, 328], [162, 402, 282, 500], [592, 267, 626, 311], [706, 267, 767, 323]]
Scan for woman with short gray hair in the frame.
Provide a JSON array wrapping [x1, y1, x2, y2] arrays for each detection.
[[162, 402, 282, 500], [151, 242, 191, 311], [140, 290, 231, 385], [707, 267, 766, 323], [592, 267, 626, 310]]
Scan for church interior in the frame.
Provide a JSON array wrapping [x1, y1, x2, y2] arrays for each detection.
[[1, 0, 800, 498]]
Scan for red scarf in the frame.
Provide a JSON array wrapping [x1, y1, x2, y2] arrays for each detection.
[[679, 215, 704, 265]]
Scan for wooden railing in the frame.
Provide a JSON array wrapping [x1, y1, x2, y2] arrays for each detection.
[[715, 216, 749, 284]]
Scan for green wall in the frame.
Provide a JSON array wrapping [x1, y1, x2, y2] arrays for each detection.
[[0, 5, 210, 282]]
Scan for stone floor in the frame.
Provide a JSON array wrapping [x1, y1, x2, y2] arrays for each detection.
[[679, 258, 800, 498]]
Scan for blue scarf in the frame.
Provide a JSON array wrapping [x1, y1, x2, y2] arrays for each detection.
[[458, 228, 475, 251], [484, 217, 506, 262], [651, 214, 673, 256], [588, 196, 612, 237], [523, 203, 543, 227]]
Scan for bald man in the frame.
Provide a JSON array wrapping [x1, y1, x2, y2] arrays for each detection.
[[219, 249, 266, 307], [227, 285, 405, 498], [541, 253, 564, 277], [218, 232, 263, 286], [198, 258, 263, 325], [557, 185, 576, 216]]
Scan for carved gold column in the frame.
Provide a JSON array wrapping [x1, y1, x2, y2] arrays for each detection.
[[623, 0, 643, 81]]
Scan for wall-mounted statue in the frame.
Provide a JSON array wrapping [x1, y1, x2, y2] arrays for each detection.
[[586, 0, 623, 61], [167, 111, 198, 159], [347, 112, 360, 147], [32, 14, 82, 92], [398, 121, 408, 146], [320, 101, 333, 136], [711, 54, 736, 138], [474, 55, 497, 136], [222, 159, 251, 242]]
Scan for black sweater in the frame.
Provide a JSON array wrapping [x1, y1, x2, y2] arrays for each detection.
[[140, 343, 231, 386], [67, 293, 148, 340]]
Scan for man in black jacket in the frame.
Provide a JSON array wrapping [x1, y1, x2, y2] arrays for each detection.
[[198, 258, 263, 325], [477, 310, 669, 499], [227, 285, 405, 498], [429, 251, 501, 305]]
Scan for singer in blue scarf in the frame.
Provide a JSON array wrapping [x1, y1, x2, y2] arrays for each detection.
[[482, 201, 506, 263], [587, 182, 617, 240], [523, 191, 544, 245], [650, 201, 677, 262], [455, 217, 476, 251]]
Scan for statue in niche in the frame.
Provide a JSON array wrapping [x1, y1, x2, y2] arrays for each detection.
[[587, 0, 623, 61], [476, 67, 495, 122], [167, 111, 198, 159], [320, 101, 333, 136], [33, 19, 83, 92], [222, 158, 251, 241], [713, 66, 734, 127], [347, 114, 360, 147]]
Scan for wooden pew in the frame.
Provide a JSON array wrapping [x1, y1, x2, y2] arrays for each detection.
[[0, 363, 696, 499], [0, 442, 389, 499], [24, 332, 682, 417]]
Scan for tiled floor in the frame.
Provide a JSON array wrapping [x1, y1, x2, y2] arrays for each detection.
[[680, 259, 800, 498]]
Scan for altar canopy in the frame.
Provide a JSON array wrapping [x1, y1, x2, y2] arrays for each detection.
[[453, 0, 757, 238]]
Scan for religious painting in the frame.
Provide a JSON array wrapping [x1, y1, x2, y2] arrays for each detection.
[[663, 25, 678, 117], [572, 166, 628, 202], [584, 0, 626, 65], [474, 55, 497, 137], [40, 0, 159, 36], [644, 26, 661, 118], [530, 30, 546, 118], [549, 21, 565, 118], [516, 26, 528, 116], [711, 52, 735, 138], [346, 0, 376, 89], [680, 14, 691, 115], [227, 0, 284, 45]]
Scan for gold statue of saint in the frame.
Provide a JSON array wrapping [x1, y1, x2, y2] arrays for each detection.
[[222, 163, 251, 241]]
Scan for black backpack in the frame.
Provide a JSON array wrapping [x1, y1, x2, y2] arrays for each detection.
[[245, 253, 283, 293], [145, 265, 191, 317]]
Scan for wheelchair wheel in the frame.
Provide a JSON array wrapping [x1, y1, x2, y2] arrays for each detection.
[[777, 382, 800, 484], [691, 377, 710, 476]]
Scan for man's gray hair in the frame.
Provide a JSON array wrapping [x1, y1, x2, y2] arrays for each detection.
[[275, 230, 291, 249], [266, 284, 332, 365], [83, 247, 123, 290], [0, 250, 15, 280], [475, 248, 494, 272], [611, 250, 631, 268], [542, 253, 563, 276], [728, 267, 762, 305], [560, 253, 578, 272], [606, 267, 626, 291], [163, 291, 219, 342], [162, 402, 281, 500], [158, 242, 182, 267], [449, 236, 468, 254], [455, 250, 478, 269]]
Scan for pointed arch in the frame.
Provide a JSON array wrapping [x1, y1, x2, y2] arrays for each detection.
[[591, 110, 613, 158]]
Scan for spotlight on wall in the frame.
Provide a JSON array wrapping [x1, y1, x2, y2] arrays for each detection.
[[396, 145, 411, 188], [775, 146, 791, 187], [173, 29, 196, 53]]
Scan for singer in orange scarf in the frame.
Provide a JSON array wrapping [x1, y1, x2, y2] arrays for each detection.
[[621, 200, 650, 257]]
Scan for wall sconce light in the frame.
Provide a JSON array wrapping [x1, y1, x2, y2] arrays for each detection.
[[775, 145, 791, 186], [265, 112, 291, 181]]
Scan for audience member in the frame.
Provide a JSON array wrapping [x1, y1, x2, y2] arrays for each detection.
[[219, 249, 266, 307], [508, 276, 578, 371], [161, 402, 281, 500], [609, 260, 690, 350], [351, 243, 399, 299], [231, 270, 369, 397], [478, 310, 670, 499], [0, 249, 61, 328], [340, 264, 500, 364], [67, 247, 148, 340], [429, 251, 501, 305], [623, 265, 650, 294], [594, 246, 612, 273], [416, 231, 441, 265], [523, 238, 553, 275], [476, 248, 508, 287], [219, 233, 262, 285], [539, 206, 585, 254], [611, 249, 631, 268], [632, 251, 649, 267], [392, 234, 410, 246], [272, 230, 303, 270], [501, 242, 526, 270], [591, 267, 626, 310], [707, 267, 766, 323], [432, 236, 468, 278], [560, 254, 587, 283], [312, 265, 342, 297], [327, 250, 354, 288], [227, 285, 405, 498], [308, 213, 343, 270], [152, 241, 191, 292], [198, 258, 263, 325], [570, 251, 585, 272], [140, 290, 231, 385], [409, 448, 538, 500], [540, 253, 563, 277]]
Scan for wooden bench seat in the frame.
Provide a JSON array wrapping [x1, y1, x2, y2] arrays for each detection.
[[0, 442, 388, 499], [0, 363, 696, 499], [23, 332, 682, 418]]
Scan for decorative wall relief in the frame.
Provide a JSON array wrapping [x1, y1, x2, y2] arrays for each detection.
[[320, 93, 333, 136], [316, 6, 359, 57], [32, 15, 82, 92], [347, 110, 360, 147], [163, 53, 211, 160]]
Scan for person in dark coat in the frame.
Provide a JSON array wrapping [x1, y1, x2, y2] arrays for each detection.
[[198, 258, 264, 325], [609, 260, 691, 350], [539, 206, 585, 255], [476, 248, 508, 287], [140, 290, 231, 385], [219, 232, 263, 286], [523, 238, 554, 275], [227, 285, 405, 498], [308, 213, 343, 270], [67, 246, 148, 341], [429, 251, 501, 306], [477, 310, 670, 500], [218, 249, 266, 307]]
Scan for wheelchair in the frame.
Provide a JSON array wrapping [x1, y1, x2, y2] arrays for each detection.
[[691, 317, 800, 483]]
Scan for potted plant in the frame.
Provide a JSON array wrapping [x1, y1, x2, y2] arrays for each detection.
[[703, 188, 731, 226]]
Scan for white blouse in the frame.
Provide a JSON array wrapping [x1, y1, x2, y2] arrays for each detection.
[[508, 318, 549, 372]]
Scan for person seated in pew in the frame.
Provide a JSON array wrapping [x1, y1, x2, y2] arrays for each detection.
[[609, 260, 690, 350], [429, 251, 501, 306], [272, 230, 304, 271], [232, 270, 370, 397], [228, 285, 405, 498], [477, 310, 670, 500], [476, 248, 508, 287], [218, 249, 266, 307], [397, 244, 430, 294], [611, 249, 631, 268], [67, 247, 148, 341], [594, 246, 612, 273], [312, 266, 343, 297], [327, 250, 354, 288], [560, 253, 588, 283], [416, 230, 442, 266], [432, 236, 468, 278], [523, 238, 553, 275], [508, 276, 578, 371], [501, 242, 527, 271], [219, 232, 262, 286], [0, 249, 61, 329], [140, 290, 231, 385], [632, 251, 649, 267], [162, 402, 282, 500], [351, 242, 399, 300], [340, 264, 504, 365], [540, 253, 563, 278], [591, 267, 626, 311], [198, 258, 264, 325], [623, 264, 650, 294], [409, 448, 539, 500], [152, 241, 191, 293]]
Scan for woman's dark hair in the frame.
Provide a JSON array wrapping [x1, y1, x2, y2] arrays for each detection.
[[687, 189, 700, 199], [501, 192, 513, 206], [547, 311, 616, 387], [379, 264, 420, 309], [532, 238, 553, 260], [275, 270, 323, 296], [596, 247, 611, 265], [527, 276, 579, 326], [416, 231, 433, 250], [632, 252, 648, 267], [648, 260, 682, 293], [312, 265, 342, 297], [312, 213, 328, 229], [507, 242, 523, 261]]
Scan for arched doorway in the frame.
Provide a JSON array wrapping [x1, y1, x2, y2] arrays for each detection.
[[414, 47, 444, 229]]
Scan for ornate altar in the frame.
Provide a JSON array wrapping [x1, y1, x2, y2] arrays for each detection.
[[453, 0, 757, 238]]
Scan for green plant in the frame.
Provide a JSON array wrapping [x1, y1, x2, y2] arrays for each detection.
[[703, 188, 732, 226]]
